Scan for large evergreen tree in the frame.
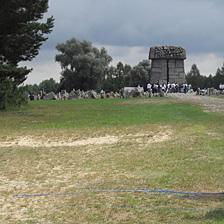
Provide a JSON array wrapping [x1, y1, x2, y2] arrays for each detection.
[[213, 64, 224, 89], [0, 0, 54, 109], [186, 64, 202, 90]]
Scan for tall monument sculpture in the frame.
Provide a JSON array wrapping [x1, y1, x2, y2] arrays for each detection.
[[149, 46, 186, 84]]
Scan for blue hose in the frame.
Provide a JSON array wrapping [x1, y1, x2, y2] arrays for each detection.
[[14, 188, 224, 199]]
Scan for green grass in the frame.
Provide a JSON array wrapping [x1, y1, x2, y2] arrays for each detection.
[[0, 98, 223, 132], [0, 98, 223, 224]]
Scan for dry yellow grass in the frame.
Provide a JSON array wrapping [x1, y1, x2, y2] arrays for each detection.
[[0, 98, 223, 223]]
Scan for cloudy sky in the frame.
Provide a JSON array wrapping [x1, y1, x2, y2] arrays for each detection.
[[24, 0, 224, 84]]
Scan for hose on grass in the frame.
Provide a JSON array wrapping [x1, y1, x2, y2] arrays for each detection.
[[14, 188, 224, 199]]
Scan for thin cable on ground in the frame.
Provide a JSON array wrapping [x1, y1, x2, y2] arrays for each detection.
[[14, 188, 224, 199]]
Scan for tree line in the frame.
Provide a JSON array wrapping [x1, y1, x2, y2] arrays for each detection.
[[53, 38, 224, 93], [186, 64, 224, 91], [55, 38, 151, 93], [25, 37, 224, 94]]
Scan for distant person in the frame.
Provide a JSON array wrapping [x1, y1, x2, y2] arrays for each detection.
[[167, 82, 171, 93], [175, 83, 179, 93], [219, 84, 224, 91], [183, 84, 188, 94], [147, 83, 152, 97], [29, 93, 35, 101], [196, 87, 201, 95], [162, 83, 166, 92], [147, 83, 152, 91], [171, 83, 176, 93]]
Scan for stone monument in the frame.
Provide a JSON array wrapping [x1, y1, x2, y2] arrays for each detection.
[[149, 46, 186, 84]]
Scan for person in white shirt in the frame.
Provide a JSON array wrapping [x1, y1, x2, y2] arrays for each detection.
[[147, 83, 152, 97], [147, 83, 152, 90]]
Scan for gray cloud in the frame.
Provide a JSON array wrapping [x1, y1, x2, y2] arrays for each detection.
[[44, 0, 224, 53]]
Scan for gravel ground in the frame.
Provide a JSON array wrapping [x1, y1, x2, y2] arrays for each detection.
[[168, 93, 224, 113]]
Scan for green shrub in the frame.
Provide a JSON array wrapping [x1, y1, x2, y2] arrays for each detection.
[[0, 80, 27, 110]]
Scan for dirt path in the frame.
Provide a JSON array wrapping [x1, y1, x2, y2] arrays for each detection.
[[0, 129, 172, 148], [169, 93, 224, 113]]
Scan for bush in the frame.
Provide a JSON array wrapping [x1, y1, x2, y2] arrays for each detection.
[[0, 80, 27, 110]]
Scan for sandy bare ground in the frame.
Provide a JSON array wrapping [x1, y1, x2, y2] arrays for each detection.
[[0, 129, 172, 148], [0, 128, 173, 222], [168, 93, 224, 113]]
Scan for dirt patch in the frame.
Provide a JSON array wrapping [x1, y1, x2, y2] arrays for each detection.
[[0, 130, 173, 148], [0, 136, 119, 148], [122, 130, 172, 144], [169, 93, 224, 113]]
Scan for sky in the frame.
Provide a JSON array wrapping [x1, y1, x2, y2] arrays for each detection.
[[24, 0, 224, 84]]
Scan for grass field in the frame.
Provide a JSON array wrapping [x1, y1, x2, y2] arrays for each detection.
[[0, 97, 224, 223]]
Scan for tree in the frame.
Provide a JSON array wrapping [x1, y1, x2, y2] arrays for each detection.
[[127, 60, 151, 88], [24, 84, 40, 95], [0, 0, 54, 109], [39, 78, 59, 93], [101, 62, 135, 92], [213, 64, 224, 89], [186, 64, 202, 90], [206, 74, 214, 88], [109, 62, 126, 91], [56, 38, 112, 92], [101, 60, 151, 92], [101, 65, 117, 92], [186, 63, 224, 90]]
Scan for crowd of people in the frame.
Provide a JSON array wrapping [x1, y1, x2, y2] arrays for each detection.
[[147, 82, 192, 96]]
